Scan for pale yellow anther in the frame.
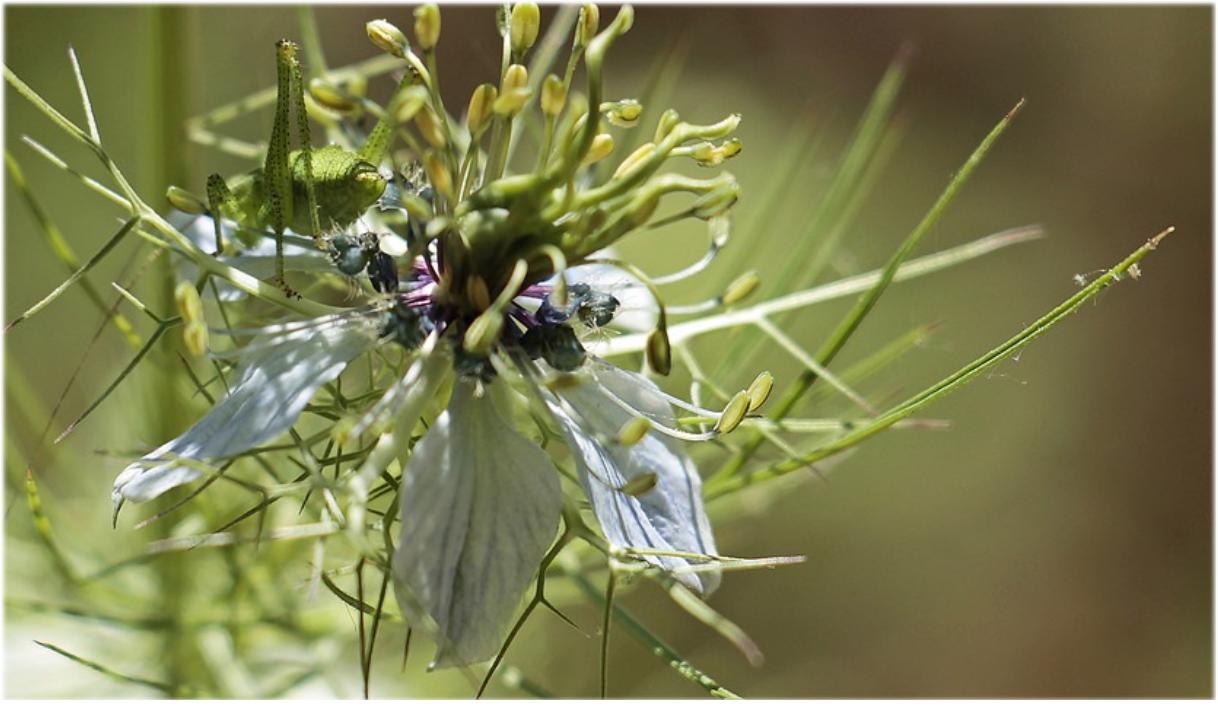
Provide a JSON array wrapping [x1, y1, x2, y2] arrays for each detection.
[[414, 106, 447, 148], [307, 78, 357, 113], [414, 4, 441, 51], [510, 3, 541, 53], [613, 142, 655, 180], [714, 390, 750, 435], [467, 83, 498, 134], [618, 472, 658, 496], [424, 151, 454, 204], [367, 19, 409, 58], [174, 281, 204, 323], [577, 4, 600, 47], [493, 88, 533, 117], [692, 180, 740, 219], [541, 74, 566, 116], [166, 186, 207, 215], [654, 108, 680, 142], [646, 328, 671, 375], [501, 63, 529, 93], [494, 64, 532, 116], [580, 133, 615, 166], [182, 321, 209, 359], [466, 276, 491, 311], [617, 417, 652, 446], [745, 371, 774, 413], [392, 85, 429, 123], [464, 310, 505, 354], [721, 270, 760, 306], [604, 99, 642, 128]]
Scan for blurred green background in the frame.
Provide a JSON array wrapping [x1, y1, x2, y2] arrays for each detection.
[[5, 4, 1211, 698]]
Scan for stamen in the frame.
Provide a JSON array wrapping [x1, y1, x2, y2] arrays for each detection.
[[583, 367, 716, 442], [652, 217, 730, 285]]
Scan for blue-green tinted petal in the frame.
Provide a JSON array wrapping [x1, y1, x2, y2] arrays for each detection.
[[392, 380, 562, 668]]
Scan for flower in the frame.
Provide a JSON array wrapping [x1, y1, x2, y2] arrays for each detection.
[[112, 2, 757, 669]]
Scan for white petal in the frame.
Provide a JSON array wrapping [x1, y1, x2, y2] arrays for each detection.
[[112, 318, 377, 504], [392, 380, 562, 668], [555, 362, 720, 595], [171, 212, 331, 301]]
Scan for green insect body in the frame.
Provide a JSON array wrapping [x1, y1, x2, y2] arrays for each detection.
[[184, 39, 397, 292], [221, 145, 386, 237]]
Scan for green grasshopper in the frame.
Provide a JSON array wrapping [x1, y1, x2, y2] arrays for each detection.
[[177, 40, 396, 291]]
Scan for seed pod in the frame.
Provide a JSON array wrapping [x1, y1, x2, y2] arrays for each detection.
[[746, 371, 774, 413], [510, 2, 541, 53], [721, 270, 760, 306], [617, 416, 651, 446], [166, 186, 207, 215], [646, 328, 671, 375], [714, 390, 750, 434], [367, 19, 409, 58], [414, 4, 441, 51], [541, 74, 566, 116], [467, 83, 498, 135]]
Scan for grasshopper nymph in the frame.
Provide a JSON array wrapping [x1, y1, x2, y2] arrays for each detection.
[[173, 40, 393, 294]]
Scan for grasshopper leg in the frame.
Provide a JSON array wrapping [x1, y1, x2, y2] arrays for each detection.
[[264, 40, 296, 293], [284, 40, 323, 248], [205, 174, 238, 256]]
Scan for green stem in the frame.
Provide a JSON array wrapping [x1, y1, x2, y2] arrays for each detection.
[[716, 98, 1025, 480], [707, 226, 1175, 499]]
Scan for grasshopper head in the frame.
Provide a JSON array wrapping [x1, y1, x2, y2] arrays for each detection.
[[351, 160, 388, 213]]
